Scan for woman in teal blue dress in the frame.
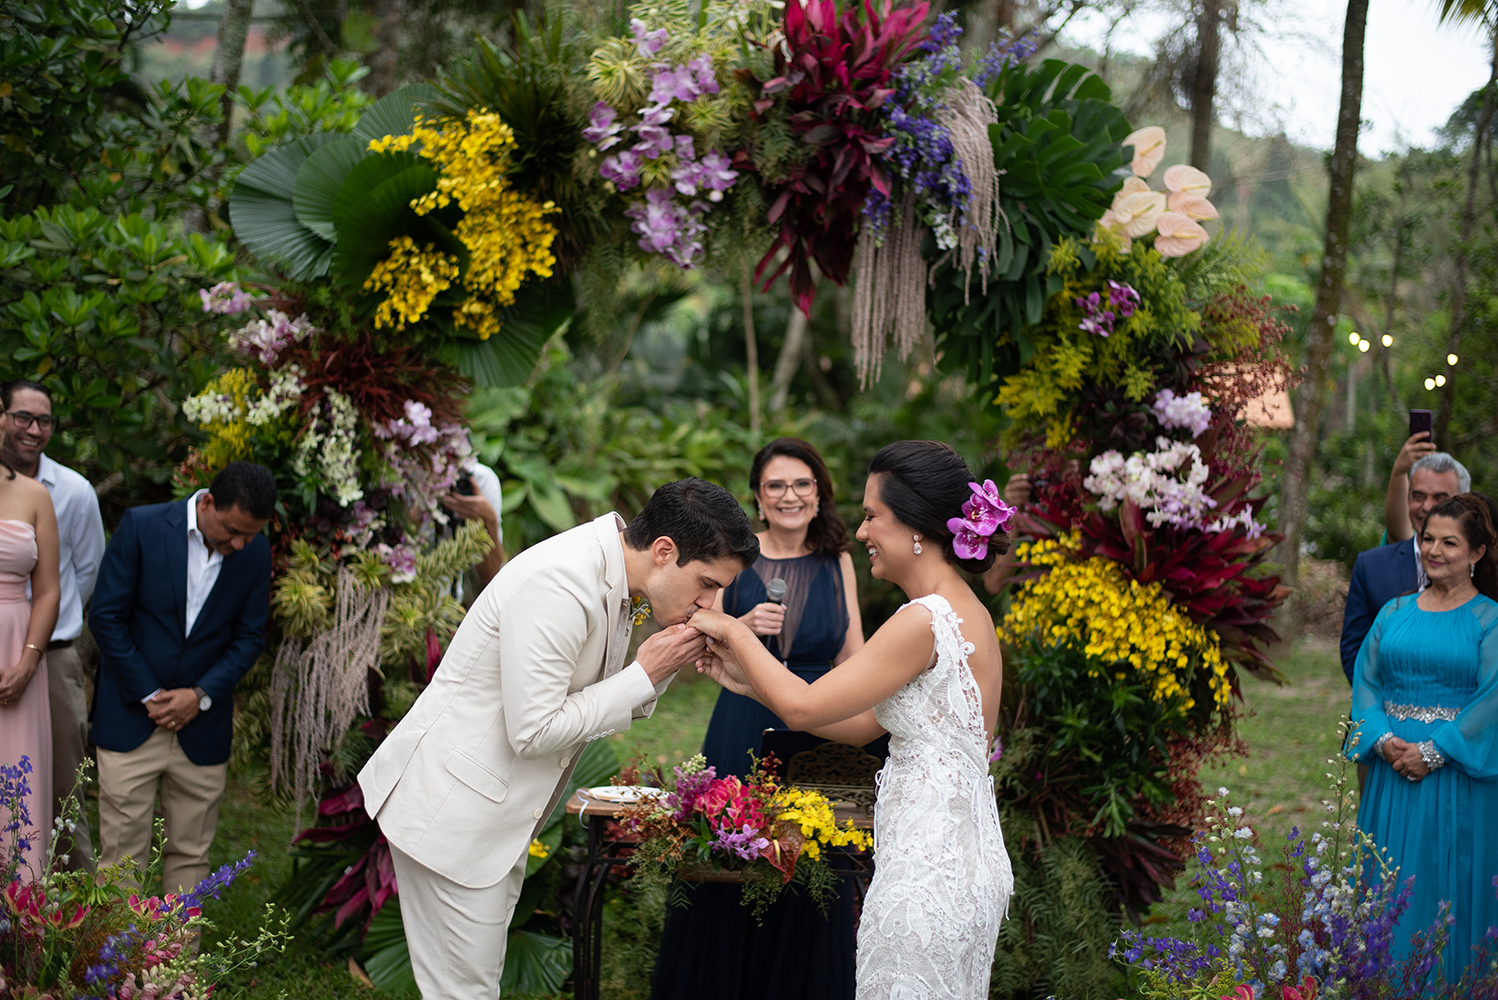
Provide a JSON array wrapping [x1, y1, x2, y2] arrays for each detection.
[[1351, 493, 1498, 982]]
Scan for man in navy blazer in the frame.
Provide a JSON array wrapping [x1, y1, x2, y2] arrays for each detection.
[[1339, 453, 1467, 683], [89, 461, 275, 892]]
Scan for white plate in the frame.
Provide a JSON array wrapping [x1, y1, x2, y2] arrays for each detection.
[[584, 785, 661, 804]]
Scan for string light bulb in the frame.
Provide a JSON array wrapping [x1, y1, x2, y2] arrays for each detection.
[[1448, 353, 1459, 365], [1382, 334, 1394, 347], [1348, 331, 1360, 345], [1425, 378, 1437, 390], [1436, 374, 1447, 387], [1358, 340, 1370, 352]]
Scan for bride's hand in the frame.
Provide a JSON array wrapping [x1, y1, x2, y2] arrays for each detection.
[[696, 646, 756, 699], [687, 607, 739, 641]]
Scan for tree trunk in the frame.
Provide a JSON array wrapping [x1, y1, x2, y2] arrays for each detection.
[[210, 0, 256, 148], [365, 0, 403, 97], [1274, 0, 1367, 589], [1380, 160, 1409, 420], [1435, 23, 1498, 451], [1189, 0, 1223, 170], [741, 263, 762, 440], [768, 307, 809, 413]]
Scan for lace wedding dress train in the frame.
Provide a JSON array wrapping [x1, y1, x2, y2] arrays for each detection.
[[855, 594, 1012, 999]]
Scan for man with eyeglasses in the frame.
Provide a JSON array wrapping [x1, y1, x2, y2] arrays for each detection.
[[0, 378, 106, 871]]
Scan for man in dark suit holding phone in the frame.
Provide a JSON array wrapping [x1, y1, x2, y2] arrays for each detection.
[[88, 461, 275, 891], [1338, 413, 1468, 684]]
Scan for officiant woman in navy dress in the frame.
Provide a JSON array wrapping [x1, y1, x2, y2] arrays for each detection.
[[652, 437, 864, 1000]]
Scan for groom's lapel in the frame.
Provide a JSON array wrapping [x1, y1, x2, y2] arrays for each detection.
[[595, 512, 630, 679]]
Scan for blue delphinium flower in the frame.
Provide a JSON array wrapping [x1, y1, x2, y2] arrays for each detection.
[[973, 29, 1040, 90]]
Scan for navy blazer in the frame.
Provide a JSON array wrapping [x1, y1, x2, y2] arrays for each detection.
[[1338, 537, 1419, 685], [88, 499, 271, 765]]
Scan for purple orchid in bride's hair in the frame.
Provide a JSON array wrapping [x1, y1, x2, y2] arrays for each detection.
[[946, 480, 1016, 561]]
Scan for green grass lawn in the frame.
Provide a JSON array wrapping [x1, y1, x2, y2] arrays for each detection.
[[194, 639, 1354, 998]]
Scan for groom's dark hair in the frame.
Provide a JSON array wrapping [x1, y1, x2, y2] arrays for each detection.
[[624, 478, 759, 567]]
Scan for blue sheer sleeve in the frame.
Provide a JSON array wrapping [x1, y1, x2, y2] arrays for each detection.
[[1429, 597, 1498, 779], [1349, 597, 1403, 762]]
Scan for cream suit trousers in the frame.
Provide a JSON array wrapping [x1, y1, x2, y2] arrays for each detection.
[[97, 727, 227, 893], [389, 840, 527, 1000]]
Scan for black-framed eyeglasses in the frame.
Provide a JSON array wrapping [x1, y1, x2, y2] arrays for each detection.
[[762, 478, 816, 499], [6, 411, 53, 431]]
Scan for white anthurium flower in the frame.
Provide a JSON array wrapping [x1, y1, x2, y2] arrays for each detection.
[[1111, 175, 1152, 208], [1167, 192, 1220, 220], [1163, 163, 1212, 195], [1113, 190, 1167, 237], [1122, 126, 1167, 178], [1155, 210, 1211, 257]]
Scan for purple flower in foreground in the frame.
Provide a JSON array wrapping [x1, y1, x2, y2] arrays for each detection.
[[688, 54, 719, 94], [988, 737, 1004, 763], [698, 150, 738, 201], [712, 823, 770, 860], [920, 10, 962, 52], [182, 851, 257, 910], [199, 281, 256, 315], [1107, 280, 1140, 317]]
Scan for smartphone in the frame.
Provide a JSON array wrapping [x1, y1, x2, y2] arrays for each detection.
[[1409, 409, 1433, 441]]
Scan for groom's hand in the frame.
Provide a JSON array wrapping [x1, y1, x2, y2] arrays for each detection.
[[637, 623, 708, 684]]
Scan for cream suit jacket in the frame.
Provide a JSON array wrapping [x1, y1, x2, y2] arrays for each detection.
[[358, 512, 667, 888]]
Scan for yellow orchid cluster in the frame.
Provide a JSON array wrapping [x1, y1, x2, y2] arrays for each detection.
[[1096, 126, 1217, 257], [364, 236, 461, 332], [770, 787, 871, 861], [1001, 537, 1230, 712], [367, 110, 558, 339], [528, 838, 550, 860]]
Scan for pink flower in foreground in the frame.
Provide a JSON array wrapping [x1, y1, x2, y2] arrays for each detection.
[[1163, 163, 1212, 195], [1113, 191, 1166, 238], [1167, 192, 1219, 220]]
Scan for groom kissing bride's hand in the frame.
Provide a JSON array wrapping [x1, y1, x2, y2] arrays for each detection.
[[355, 478, 759, 1000], [637, 622, 710, 684]]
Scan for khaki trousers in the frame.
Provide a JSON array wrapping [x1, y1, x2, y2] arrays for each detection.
[[388, 841, 526, 1000], [45, 643, 94, 871], [97, 728, 227, 894]]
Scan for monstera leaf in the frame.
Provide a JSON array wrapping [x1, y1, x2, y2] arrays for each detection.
[[929, 60, 1132, 392], [230, 133, 342, 280]]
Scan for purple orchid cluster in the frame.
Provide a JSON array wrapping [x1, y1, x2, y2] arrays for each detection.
[[582, 19, 740, 268], [864, 12, 970, 249], [198, 281, 257, 316], [946, 479, 1016, 562], [711, 823, 771, 861], [230, 308, 316, 366], [1076, 280, 1139, 338]]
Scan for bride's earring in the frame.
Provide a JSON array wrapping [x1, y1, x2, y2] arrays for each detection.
[[1472, 563, 1477, 578], [913, 534, 922, 555], [758, 506, 766, 522]]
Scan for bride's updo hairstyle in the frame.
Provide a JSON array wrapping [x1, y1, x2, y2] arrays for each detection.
[[867, 441, 1008, 574]]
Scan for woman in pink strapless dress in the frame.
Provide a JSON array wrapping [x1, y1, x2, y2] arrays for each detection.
[[0, 460, 61, 881]]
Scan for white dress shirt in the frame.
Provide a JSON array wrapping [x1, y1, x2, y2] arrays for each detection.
[[1412, 535, 1430, 593], [184, 489, 224, 636], [34, 454, 106, 642]]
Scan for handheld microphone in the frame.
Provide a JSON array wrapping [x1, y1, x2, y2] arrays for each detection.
[[765, 578, 788, 604]]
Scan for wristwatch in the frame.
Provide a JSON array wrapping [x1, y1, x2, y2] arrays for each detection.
[[193, 686, 212, 712]]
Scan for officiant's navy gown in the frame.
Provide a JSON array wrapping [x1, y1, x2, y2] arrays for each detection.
[[651, 552, 856, 1000], [1351, 593, 1498, 982]]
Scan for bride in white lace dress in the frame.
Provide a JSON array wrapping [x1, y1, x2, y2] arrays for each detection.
[[691, 441, 1014, 999]]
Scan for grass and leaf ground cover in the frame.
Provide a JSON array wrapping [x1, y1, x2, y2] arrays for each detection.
[[188, 638, 1349, 999]]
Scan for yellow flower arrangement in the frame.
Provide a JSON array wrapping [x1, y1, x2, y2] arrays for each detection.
[[770, 787, 872, 860], [363, 237, 460, 332], [528, 838, 550, 860], [1001, 536, 1230, 712], [368, 110, 558, 339]]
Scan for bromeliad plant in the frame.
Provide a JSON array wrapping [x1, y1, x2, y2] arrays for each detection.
[[619, 754, 871, 920]]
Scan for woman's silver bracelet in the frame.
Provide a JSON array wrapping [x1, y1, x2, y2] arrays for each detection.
[[1416, 740, 1447, 771]]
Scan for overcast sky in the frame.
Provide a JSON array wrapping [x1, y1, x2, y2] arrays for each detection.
[[1062, 0, 1492, 155]]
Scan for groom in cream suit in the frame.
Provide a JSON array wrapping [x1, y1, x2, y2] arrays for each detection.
[[359, 478, 759, 999]]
